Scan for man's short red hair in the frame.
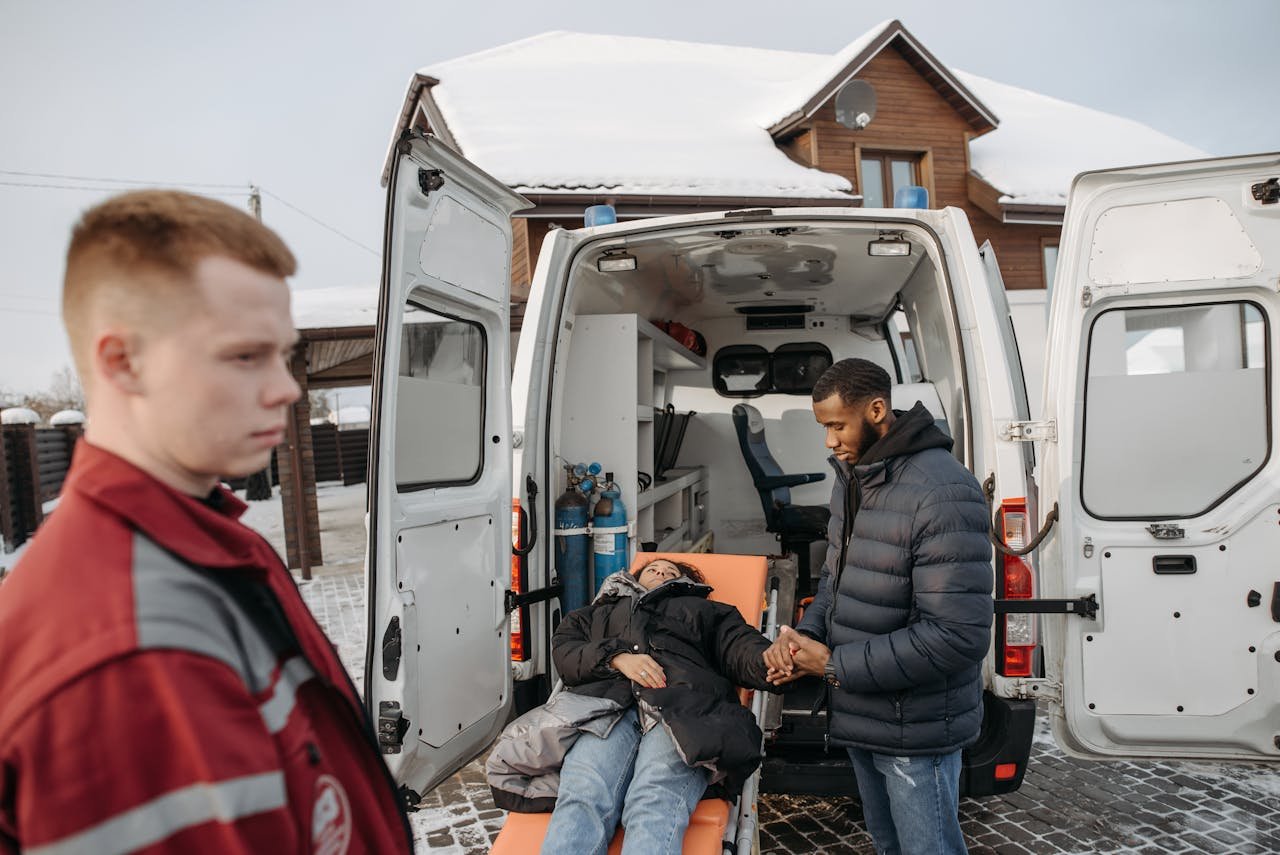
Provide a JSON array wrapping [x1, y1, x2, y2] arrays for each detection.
[[62, 190, 297, 378]]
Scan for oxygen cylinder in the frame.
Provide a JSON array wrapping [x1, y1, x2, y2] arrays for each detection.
[[554, 483, 591, 613], [591, 474, 629, 592]]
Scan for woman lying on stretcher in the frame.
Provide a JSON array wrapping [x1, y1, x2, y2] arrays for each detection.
[[486, 558, 781, 855]]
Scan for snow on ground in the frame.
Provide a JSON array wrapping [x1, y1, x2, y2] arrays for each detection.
[[238, 481, 369, 571]]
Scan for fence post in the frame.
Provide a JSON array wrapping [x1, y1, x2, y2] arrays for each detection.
[[276, 348, 323, 577], [0, 427, 14, 554]]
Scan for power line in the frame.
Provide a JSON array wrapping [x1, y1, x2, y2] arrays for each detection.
[[0, 169, 378, 259], [260, 189, 379, 257], [0, 304, 60, 318], [0, 169, 244, 189], [0, 179, 248, 197]]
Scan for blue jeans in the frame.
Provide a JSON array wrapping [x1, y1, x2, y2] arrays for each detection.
[[542, 707, 709, 855], [846, 748, 967, 855]]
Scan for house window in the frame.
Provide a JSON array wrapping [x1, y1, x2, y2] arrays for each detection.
[[861, 152, 922, 208], [1042, 242, 1059, 292]]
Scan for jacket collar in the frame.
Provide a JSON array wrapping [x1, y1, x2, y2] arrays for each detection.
[[65, 441, 274, 571]]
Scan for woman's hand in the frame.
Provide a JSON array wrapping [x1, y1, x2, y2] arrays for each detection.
[[610, 653, 667, 688]]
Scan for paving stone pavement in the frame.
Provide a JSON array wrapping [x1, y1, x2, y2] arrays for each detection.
[[297, 566, 1280, 854]]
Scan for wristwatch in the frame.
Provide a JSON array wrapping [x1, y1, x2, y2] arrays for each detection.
[[823, 660, 840, 688]]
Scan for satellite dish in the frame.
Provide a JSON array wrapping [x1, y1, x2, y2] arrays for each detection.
[[835, 80, 877, 130]]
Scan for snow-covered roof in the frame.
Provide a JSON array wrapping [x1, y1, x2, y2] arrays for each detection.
[[290, 284, 378, 330], [416, 27, 1204, 208], [957, 72, 1205, 207], [423, 31, 855, 200], [49, 410, 85, 426]]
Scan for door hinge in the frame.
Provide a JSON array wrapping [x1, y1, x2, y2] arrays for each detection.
[[1251, 177, 1279, 205], [1146, 523, 1186, 540], [1081, 287, 1093, 308], [995, 675, 1063, 703], [1001, 420, 1057, 442], [995, 594, 1098, 620], [418, 167, 445, 196], [377, 701, 409, 754]]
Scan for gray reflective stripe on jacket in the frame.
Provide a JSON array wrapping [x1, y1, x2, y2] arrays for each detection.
[[23, 771, 287, 855], [485, 688, 625, 812], [132, 533, 317, 733]]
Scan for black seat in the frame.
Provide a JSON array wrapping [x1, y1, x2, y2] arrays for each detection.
[[731, 404, 830, 593]]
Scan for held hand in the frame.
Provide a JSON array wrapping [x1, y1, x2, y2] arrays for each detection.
[[764, 626, 808, 686], [610, 653, 667, 689]]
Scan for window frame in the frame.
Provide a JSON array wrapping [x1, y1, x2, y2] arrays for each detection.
[[394, 301, 489, 493], [855, 145, 934, 209], [1079, 299, 1271, 521]]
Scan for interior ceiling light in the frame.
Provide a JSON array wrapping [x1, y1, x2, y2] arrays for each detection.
[[868, 232, 911, 257], [597, 248, 637, 272]]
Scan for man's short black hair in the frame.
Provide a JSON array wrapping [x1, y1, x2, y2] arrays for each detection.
[[812, 358, 892, 408]]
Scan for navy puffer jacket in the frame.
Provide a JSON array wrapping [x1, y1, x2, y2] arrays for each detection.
[[796, 402, 993, 755]]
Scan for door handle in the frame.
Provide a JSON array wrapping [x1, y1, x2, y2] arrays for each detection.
[[1271, 582, 1280, 623], [1152, 555, 1196, 575]]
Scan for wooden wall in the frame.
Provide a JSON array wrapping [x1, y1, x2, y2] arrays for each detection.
[[794, 44, 1058, 290]]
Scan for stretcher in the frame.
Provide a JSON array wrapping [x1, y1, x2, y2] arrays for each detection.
[[489, 552, 777, 855]]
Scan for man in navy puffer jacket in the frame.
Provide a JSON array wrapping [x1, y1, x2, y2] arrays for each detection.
[[765, 358, 993, 855]]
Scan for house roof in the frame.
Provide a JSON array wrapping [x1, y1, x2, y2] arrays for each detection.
[[401, 25, 1205, 210]]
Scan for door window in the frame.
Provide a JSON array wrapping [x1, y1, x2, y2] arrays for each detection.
[[1082, 302, 1268, 518], [394, 302, 487, 489]]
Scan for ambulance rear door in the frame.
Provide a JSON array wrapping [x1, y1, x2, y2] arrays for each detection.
[[1040, 152, 1280, 762], [366, 131, 530, 798]]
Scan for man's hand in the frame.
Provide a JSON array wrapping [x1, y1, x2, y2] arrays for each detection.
[[609, 653, 667, 689], [787, 631, 831, 678], [764, 626, 830, 685]]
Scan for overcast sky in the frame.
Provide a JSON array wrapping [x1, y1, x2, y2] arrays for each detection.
[[1, 0, 1275, 395]]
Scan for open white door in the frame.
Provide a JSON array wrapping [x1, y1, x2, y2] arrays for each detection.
[[365, 131, 529, 800], [1040, 152, 1280, 762]]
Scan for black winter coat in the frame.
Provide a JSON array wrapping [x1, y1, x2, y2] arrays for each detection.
[[796, 402, 994, 755], [552, 574, 774, 795]]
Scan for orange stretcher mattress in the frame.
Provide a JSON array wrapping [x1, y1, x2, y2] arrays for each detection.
[[488, 552, 769, 855]]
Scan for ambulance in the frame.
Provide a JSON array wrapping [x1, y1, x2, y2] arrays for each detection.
[[362, 132, 1280, 805]]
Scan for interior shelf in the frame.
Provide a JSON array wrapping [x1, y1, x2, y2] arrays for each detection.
[[636, 467, 703, 510], [636, 317, 707, 372]]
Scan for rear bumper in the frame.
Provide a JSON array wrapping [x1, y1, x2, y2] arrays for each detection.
[[761, 690, 1037, 798]]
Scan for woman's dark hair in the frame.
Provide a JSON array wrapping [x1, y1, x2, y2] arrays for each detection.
[[812, 357, 891, 407], [632, 558, 705, 585]]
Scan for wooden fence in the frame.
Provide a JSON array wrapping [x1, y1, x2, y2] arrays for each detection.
[[1, 424, 82, 553], [1, 422, 369, 556]]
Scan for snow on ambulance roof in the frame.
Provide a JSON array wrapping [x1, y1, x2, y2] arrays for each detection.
[[419, 28, 1204, 207]]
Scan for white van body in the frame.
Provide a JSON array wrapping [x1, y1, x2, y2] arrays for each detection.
[[365, 133, 1280, 800]]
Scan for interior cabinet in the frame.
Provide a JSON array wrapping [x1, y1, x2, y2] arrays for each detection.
[[560, 314, 709, 557]]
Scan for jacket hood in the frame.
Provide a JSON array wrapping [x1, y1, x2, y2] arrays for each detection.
[[857, 401, 953, 468], [594, 570, 712, 605]]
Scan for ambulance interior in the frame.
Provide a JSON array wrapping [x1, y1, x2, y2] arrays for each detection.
[[544, 219, 967, 589]]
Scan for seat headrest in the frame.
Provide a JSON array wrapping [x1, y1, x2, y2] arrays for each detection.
[[732, 403, 765, 436]]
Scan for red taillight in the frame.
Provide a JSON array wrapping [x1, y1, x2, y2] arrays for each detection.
[[510, 499, 529, 661], [994, 763, 1019, 781], [998, 498, 1036, 678]]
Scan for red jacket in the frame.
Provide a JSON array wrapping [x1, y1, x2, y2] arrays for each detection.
[[0, 443, 414, 854]]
